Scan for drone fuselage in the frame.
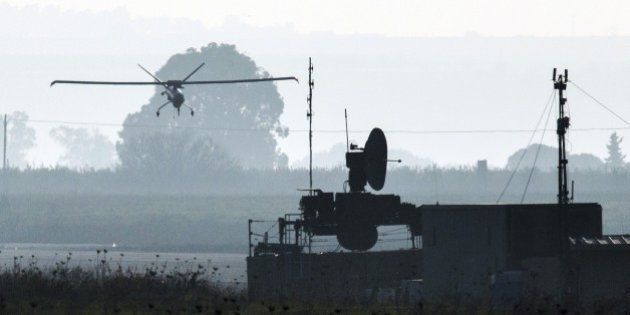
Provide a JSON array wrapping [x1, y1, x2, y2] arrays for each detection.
[[156, 84, 192, 116], [163, 86, 185, 109]]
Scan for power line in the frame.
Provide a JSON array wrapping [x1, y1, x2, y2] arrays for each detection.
[[569, 80, 630, 126], [11, 117, 630, 135]]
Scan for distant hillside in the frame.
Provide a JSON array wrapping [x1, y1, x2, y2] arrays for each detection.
[[506, 144, 605, 171], [290, 143, 434, 170]]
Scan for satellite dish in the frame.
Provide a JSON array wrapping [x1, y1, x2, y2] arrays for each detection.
[[364, 128, 387, 191]]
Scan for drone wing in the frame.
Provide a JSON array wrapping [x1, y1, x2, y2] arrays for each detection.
[[180, 76, 299, 85], [50, 80, 162, 87], [51, 76, 298, 87]]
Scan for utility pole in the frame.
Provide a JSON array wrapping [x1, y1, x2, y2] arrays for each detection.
[[3, 114, 6, 171], [307, 58, 314, 195], [553, 68, 570, 204]]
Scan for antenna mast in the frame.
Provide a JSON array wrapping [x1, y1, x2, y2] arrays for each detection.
[[553, 68, 571, 204], [3, 114, 6, 171], [344, 109, 349, 152], [307, 58, 314, 194]]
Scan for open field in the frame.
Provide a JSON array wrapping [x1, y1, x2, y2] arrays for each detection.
[[0, 191, 628, 253], [0, 194, 296, 253]]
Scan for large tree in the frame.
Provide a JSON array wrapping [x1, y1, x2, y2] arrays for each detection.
[[117, 43, 289, 171], [606, 132, 626, 172], [50, 126, 117, 169], [117, 129, 235, 176]]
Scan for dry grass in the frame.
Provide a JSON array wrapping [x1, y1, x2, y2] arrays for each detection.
[[1, 252, 628, 314], [0, 252, 244, 314]]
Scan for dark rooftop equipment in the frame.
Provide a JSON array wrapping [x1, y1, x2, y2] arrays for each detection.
[[298, 122, 415, 251], [246, 66, 630, 307], [253, 99, 418, 252], [346, 127, 389, 192]]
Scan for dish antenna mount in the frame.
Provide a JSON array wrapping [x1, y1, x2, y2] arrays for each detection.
[[344, 115, 400, 192]]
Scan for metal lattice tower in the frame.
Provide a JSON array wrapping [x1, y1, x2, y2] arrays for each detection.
[[307, 58, 314, 194], [553, 68, 571, 204]]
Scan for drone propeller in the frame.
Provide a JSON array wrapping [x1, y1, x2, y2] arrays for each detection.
[[137, 64, 170, 91], [137, 64, 162, 83], [182, 63, 206, 82]]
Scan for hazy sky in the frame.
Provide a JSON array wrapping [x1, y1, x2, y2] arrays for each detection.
[[6, 0, 630, 37], [1, 1, 630, 168]]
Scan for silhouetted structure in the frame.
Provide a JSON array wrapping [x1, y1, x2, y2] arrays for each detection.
[[246, 68, 630, 309], [297, 128, 414, 251], [554, 68, 571, 204], [307, 58, 314, 193]]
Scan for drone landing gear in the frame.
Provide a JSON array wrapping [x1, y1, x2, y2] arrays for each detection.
[[154, 101, 194, 117], [183, 103, 195, 116], [156, 101, 171, 117]]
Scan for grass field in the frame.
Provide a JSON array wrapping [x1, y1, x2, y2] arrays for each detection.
[[0, 194, 297, 253], [0, 192, 628, 253]]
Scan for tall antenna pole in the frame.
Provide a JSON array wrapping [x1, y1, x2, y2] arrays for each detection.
[[344, 109, 349, 152], [307, 58, 314, 194], [3, 114, 7, 171], [553, 68, 570, 204]]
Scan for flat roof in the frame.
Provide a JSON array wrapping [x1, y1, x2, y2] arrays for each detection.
[[421, 202, 601, 211]]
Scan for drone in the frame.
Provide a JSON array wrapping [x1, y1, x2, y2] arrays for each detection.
[[51, 63, 298, 117]]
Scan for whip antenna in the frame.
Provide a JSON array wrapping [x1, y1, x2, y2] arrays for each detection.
[[307, 58, 314, 194], [345, 109, 350, 152], [553, 68, 571, 204]]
